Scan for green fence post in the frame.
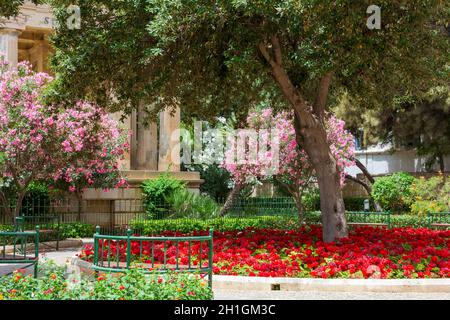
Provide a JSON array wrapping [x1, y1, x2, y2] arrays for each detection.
[[34, 225, 40, 278], [208, 228, 214, 288], [56, 214, 61, 251], [387, 212, 391, 229], [126, 228, 132, 269], [93, 226, 100, 274]]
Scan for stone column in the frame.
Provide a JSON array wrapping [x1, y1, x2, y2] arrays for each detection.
[[135, 104, 158, 170], [27, 40, 50, 73], [110, 112, 132, 170], [158, 106, 181, 172], [0, 29, 21, 68]]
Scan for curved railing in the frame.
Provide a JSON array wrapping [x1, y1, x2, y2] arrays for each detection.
[[0, 226, 40, 277], [92, 227, 214, 287]]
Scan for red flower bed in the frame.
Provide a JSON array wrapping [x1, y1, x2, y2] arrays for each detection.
[[79, 226, 450, 279]]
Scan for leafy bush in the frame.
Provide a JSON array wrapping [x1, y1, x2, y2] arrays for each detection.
[[129, 212, 431, 234], [165, 189, 220, 219], [186, 164, 232, 201], [20, 182, 51, 216], [343, 197, 376, 211], [130, 215, 302, 234], [0, 262, 212, 300], [371, 172, 415, 213], [140, 174, 185, 218], [302, 191, 320, 211], [58, 223, 95, 239], [409, 176, 450, 215]]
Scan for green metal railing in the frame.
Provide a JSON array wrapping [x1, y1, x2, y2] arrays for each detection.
[[427, 212, 450, 229], [92, 226, 214, 287], [346, 211, 391, 228], [0, 226, 40, 277], [15, 215, 61, 250]]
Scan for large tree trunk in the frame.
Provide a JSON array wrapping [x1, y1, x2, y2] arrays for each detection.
[[219, 183, 244, 217], [259, 37, 347, 242], [297, 114, 347, 241]]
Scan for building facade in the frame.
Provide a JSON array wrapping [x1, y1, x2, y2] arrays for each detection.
[[0, 2, 203, 204]]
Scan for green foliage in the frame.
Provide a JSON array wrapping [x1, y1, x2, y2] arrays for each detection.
[[58, 223, 95, 239], [187, 164, 232, 201], [130, 216, 302, 235], [409, 175, 450, 215], [372, 172, 415, 213], [0, 0, 42, 19], [20, 182, 51, 216], [0, 261, 212, 300], [302, 190, 320, 211], [130, 212, 430, 234], [165, 189, 220, 219], [47, 0, 448, 123], [140, 174, 185, 218], [343, 197, 376, 211], [302, 192, 375, 212]]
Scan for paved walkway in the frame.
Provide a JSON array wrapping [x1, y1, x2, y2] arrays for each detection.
[[213, 289, 450, 300], [0, 248, 80, 277]]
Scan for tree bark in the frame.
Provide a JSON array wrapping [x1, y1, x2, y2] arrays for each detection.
[[13, 191, 26, 218], [219, 183, 244, 217], [259, 37, 348, 242], [345, 174, 372, 195], [354, 158, 375, 184], [274, 177, 305, 224], [438, 154, 445, 173]]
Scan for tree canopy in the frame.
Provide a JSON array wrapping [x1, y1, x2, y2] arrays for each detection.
[[47, 0, 448, 120], [44, 0, 449, 242], [0, 1, 42, 19]]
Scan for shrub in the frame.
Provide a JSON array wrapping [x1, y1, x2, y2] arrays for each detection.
[[165, 189, 220, 219], [129, 212, 431, 234], [343, 197, 376, 211], [409, 176, 450, 215], [371, 172, 415, 213], [0, 261, 212, 300], [58, 223, 95, 239], [186, 164, 232, 201], [140, 174, 186, 218], [302, 191, 321, 211], [129, 215, 303, 235]]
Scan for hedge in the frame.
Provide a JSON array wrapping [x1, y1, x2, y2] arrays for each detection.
[[129, 212, 432, 235]]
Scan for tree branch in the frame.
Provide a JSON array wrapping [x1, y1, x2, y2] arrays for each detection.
[[270, 36, 282, 66], [258, 42, 277, 68], [313, 72, 332, 117], [353, 158, 375, 184], [345, 174, 372, 195]]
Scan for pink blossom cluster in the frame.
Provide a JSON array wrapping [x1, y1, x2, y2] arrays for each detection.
[[222, 108, 355, 188], [0, 57, 129, 194]]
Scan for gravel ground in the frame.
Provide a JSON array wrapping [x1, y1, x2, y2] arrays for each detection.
[[213, 289, 450, 300]]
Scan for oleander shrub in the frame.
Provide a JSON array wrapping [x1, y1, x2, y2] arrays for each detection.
[[372, 172, 415, 213]]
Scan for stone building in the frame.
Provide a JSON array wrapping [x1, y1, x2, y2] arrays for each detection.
[[0, 2, 202, 221]]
